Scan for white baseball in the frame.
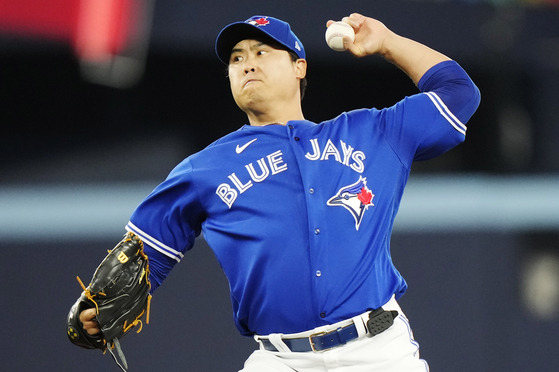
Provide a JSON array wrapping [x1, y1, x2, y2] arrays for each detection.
[[325, 21, 355, 52]]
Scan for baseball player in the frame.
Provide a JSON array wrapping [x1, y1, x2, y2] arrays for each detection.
[[78, 13, 480, 371]]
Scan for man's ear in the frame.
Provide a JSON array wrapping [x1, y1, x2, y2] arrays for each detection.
[[295, 59, 307, 79]]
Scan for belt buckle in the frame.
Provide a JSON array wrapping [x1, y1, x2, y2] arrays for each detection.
[[309, 329, 340, 352], [309, 331, 327, 352]]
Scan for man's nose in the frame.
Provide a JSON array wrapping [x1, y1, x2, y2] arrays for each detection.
[[243, 56, 256, 74], [244, 64, 256, 74]]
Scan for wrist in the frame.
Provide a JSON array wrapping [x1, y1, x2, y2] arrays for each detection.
[[378, 31, 404, 62]]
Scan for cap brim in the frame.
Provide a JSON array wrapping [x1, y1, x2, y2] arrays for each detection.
[[215, 22, 284, 64]]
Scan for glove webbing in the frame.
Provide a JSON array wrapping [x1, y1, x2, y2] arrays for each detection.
[[107, 338, 129, 372]]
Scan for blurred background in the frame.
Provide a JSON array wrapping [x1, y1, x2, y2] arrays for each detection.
[[1, 0, 558, 371]]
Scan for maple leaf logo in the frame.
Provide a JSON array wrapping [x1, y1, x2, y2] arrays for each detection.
[[357, 187, 373, 206], [251, 17, 270, 26]]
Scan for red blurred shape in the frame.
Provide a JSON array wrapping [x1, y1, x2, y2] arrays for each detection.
[[0, 0, 78, 41]]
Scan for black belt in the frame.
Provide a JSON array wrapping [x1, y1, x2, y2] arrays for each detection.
[[259, 308, 398, 352]]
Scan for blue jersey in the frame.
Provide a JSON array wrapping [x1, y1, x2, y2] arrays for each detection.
[[126, 60, 480, 336]]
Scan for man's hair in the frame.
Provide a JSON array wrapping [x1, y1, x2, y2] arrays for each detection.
[[287, 50, 307, 101]]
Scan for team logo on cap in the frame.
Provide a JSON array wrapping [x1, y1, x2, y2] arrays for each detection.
[[327, 176, 375, 231], [246, 17, 270, 27]]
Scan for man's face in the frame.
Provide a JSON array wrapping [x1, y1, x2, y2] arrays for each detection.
[[227, 39, 306, 115]]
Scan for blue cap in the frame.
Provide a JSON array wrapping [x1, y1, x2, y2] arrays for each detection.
[[215, 15, 305, 64]]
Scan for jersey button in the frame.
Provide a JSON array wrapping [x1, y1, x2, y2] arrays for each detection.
[[294, 137, 300, 141], [314, 228, 320, 235], [309, 188, 315, 194], [315, 270, 322, 277], [288, 125, 294, 129], [320, 312, 326, 318]]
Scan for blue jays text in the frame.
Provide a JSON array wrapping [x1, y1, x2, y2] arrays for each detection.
[[216, 137, 366, 208]]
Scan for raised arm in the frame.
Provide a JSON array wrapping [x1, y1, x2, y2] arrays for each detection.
[[328, 13, 451, 85]]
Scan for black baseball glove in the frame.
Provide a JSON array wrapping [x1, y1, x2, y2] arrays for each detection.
[[66, 232, 152, 371]]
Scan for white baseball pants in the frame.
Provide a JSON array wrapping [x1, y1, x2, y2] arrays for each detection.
[[239, 298, 429, 372]]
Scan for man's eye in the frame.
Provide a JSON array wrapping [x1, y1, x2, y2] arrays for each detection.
[[231, 55, 243, 63], [257, 50, 267, 56]]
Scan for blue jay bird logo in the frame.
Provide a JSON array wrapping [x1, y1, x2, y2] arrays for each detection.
[[327, 176, 375, 231]]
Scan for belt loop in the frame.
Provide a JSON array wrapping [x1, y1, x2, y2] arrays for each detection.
[[352, 314, 368, 337], [268, 333, 291, 353], [254, 335, 265, 351]]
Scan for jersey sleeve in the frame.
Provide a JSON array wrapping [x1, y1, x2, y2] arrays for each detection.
[[379, 60, 481, 167], [125, 158, 205, 291], [417, 60, 481, 125]]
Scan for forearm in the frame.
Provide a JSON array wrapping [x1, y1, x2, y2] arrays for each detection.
[[337, 13, 451, 85], [379, 31, 451, 86]]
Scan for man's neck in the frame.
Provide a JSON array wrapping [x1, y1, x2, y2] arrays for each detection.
[[246, 107, 305, 127]]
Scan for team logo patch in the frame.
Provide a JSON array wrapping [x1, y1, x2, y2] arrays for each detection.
[[327, 176, 375, 231], [246, 17, 270, 27]]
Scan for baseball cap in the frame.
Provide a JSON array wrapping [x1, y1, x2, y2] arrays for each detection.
[[215, 15, 305, 64]]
